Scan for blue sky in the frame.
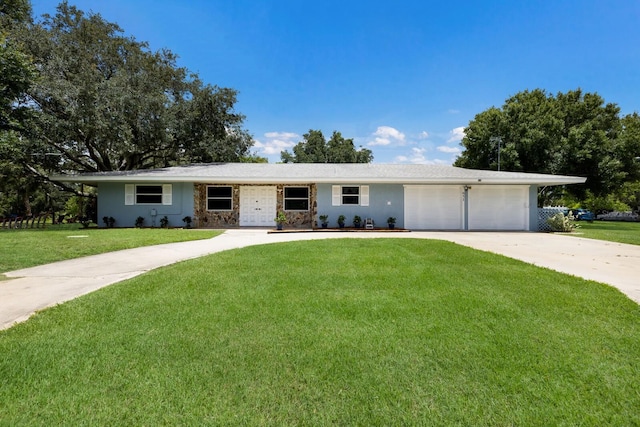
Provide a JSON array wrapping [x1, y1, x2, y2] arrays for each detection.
[[31, 1, 640, 164]]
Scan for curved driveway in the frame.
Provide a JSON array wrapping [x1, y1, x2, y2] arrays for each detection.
[[2, 229, 639, 330]]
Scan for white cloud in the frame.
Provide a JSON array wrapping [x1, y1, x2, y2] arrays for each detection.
[[264, 131, 298, 139], [408, 147, 427, 163], [254, 132, 299, 155], [437, 145, 461, 154], [446, 126, 465, 143], [394, 147, 426, 164], [419, 131, 429, 139], [368, 126, 406, 146], [394, 147, 453, 165]]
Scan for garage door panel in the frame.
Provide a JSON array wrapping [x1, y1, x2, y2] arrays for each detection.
[[469, 186, 528, 230], [405, 186, 462, 230]]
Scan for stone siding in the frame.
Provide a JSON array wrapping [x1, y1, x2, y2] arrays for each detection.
[[194, 183, 316, 228], [276, 184, 317, 228], [194, 183, 240, 228]]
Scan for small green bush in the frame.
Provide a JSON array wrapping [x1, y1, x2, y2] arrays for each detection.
[[547, 212, 577, 232], [103, 216, 116, 228]]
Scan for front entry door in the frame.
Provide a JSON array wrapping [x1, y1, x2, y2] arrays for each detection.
[[239, 186, 277, 226]]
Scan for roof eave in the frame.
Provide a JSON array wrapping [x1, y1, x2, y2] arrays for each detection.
[[50, 174, 587, 186]]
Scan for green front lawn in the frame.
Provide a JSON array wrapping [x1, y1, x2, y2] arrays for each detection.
[[1, 239, 638, 425], [573, 220, 640, 245], [0, 227, 221, 273]]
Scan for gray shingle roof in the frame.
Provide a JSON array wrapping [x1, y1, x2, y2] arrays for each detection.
[[51, 163, 586, 186]]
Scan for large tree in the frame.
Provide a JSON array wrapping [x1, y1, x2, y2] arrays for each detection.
[[454, 89, 635, 200], [0, 0, 44, 216], [0, 0, 33, 134], [17, 1, 252, 175], [614, 113, 640, 211], [281, 130, 373, 163], [0, 1, 255, 217]]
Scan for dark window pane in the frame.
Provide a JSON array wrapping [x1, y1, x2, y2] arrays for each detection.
[[208, 199, 232, 210], [284, 187, 309, 198], [342, 186, 359, 195], [137, 185, 162, 194], [208, 186, 232, 197], [342, 195, 359, 205], [285, 199, 309, 211], [137, 194, 162, 204]]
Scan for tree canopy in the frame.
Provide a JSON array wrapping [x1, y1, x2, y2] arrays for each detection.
[[454, 89, 640, 205], [281, 130, 373, 163], [0, 1, 255, 217], [0, 0, 40, 216], [19, 2, 253, 173], [0, 0, 34, 134]]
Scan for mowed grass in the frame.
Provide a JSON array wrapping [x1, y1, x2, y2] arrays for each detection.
[[0, 227, 221, 273], [1, 239, 638, 425], [573, 220, 640, 245]]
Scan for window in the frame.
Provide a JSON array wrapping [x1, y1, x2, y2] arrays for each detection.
[[341, 186, 360, 205], [136, 185, 163, 204], [125, 184, 172, 205], [332, 185, 369, 206], [284, 187, 309, 211], [207, 186, 233, 210]]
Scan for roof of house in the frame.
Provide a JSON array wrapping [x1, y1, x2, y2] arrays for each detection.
[[50, 163, 587, 186]]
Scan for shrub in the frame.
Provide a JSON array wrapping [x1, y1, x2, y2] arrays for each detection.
[[135, 216, 144, 228], [160, 216, 169, 228], [274, 212, 287, 224], [547, 212, 577, 232], [103, 216, 116, 228]]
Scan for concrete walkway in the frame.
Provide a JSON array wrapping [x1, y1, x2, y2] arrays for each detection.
[[2, 230, 639, 330]]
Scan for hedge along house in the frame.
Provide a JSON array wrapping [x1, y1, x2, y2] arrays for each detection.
[[51, 163, 586, 231]]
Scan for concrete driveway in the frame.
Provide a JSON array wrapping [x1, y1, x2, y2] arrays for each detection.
[[1, 230, 638, 330]]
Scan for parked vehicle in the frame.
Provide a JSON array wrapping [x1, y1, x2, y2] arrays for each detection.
[[566, 208, 595, 221]]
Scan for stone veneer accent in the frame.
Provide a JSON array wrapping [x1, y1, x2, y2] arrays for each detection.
[[194, 183, 316, 228]]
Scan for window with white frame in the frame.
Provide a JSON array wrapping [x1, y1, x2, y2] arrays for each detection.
[[332, 185, 369, 206], [284, 187, 309, 211], [341, 186, 360, 205], [207, 186, 233, 210], [136, 185, 163, 204], [125, 184, 172, 205]]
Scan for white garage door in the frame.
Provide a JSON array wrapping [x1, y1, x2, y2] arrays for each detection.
[[468, 186, 529, 230], [404, 185, 463, 230]]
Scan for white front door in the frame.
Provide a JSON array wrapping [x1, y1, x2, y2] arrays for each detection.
[[239, 186, 277, 226]]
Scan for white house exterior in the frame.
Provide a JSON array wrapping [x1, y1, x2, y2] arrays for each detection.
[[52, 163, 586, 231]]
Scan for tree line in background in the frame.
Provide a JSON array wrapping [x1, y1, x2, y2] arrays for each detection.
[[455, 89, 640, 212], [280, 130, 373, 163]]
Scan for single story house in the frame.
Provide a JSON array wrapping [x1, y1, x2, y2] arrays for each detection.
[[52, 163, 586, 231]]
